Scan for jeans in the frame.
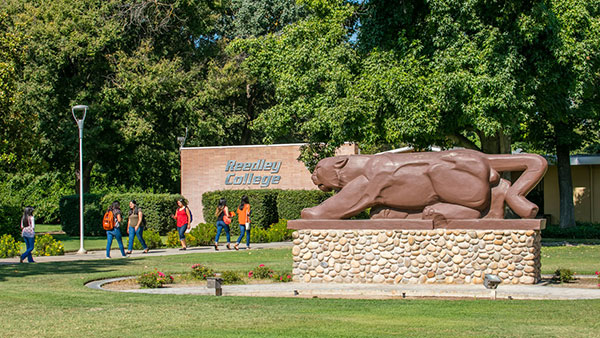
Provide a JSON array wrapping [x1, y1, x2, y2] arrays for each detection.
[[236, 224, 250, 247], [20, 236, 35, 262], [215, 220, 230, 243], [106, 228, 126, 258], [128, 226, 148, 251], [177, 224, 188, 240]]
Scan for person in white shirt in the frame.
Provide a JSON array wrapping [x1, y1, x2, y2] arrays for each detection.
[[20, 206, 36, 263]]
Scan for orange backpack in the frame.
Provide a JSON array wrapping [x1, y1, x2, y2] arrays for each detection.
[[102, 210, 115, 230]]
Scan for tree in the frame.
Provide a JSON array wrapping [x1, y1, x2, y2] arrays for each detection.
[[3, 0, 221, 193], [519, 0, 600, 227], [0, 12, 31, 171]]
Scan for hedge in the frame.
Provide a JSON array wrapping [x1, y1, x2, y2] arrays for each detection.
[[202, 190, 280, 228], [276, 190, 333, 220], [0, 203, 22, 238], [101, 193, 182, 235], [59, 193, 183, 236], [59, 194, 105, 236], [541, 223, 600, 239]]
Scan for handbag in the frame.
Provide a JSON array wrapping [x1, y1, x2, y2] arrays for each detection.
[[223, 210, 232, 225]]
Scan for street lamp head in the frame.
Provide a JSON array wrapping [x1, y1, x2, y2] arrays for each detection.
[[71, 105, 88, 122]]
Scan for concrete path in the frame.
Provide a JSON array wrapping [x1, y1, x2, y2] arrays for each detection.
[[87, 277, 600, 301], [0, 241, 293, 265]]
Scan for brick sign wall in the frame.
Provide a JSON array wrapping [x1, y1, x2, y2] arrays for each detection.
[[180, 143, 358, 224]]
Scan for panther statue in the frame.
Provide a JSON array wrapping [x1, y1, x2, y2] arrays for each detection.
[[301, 149, 547, 224]]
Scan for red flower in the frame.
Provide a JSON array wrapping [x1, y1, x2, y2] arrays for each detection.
[[248, 271, 254, 278], [259, 264, 265, 267], [595, 271, 599, 275]]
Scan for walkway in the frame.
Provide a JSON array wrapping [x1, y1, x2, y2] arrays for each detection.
[[0, 241, 293, 265], [87, 277, 600, 301]]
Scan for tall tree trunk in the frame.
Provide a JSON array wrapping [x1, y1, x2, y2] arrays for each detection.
[[75, 161, 94, 194], [556, 143, 575, 228], [479, 131, 511, 154]]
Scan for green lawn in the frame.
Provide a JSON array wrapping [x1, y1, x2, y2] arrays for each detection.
[[1, 248, 599, 337], [35, 224, 63, 233], [541, 245, 600, 275]]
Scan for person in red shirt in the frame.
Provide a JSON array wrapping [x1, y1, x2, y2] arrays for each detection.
[[234, 195, 251, 250], [171, 199, 191, 250]]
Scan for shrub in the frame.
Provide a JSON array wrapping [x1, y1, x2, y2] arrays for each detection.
[[220, 270, 243, 284], [0, 203, 21, 238], [271, 272, 293, 283], [245, 220, 294, 243], [101, 193, 182, 235], [137, 270, 174, 288], [33, 234, 65, 256], [202, 190, 280, 228], [249, 264, 274, 279], [188, 223, 217, 246], [126, 229, 163, 250], [0, 234, 21, 258], [542, 223, 600, 239], [59, 194, 104, 236], [276, 190, 332, 220], [166, 230, 181, 248], [266, 219, 294, 242], [554, 268, 575, 283], [185, 232, 197, 246], [190, 264, 214, 280]]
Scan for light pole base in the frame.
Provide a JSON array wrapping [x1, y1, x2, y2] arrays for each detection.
[[77, 248, 87, 255]]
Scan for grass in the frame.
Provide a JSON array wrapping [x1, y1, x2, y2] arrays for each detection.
[[1, 248, 600, 337], [541, 245, 600, 275]]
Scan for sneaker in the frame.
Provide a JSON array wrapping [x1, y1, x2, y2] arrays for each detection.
[[105, 256, 111, 259], [179, 247, 187, 251]]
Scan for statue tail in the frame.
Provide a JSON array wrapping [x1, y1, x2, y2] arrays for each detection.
[[486, 153, 548, 218]]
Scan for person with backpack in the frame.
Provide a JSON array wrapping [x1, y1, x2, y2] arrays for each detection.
[[171, 199, 191, 250], [104, 201, 127, 259], [19, 206, 36, 263], [234, 195, 251, 250], [126, 200, 149, 254], [214, 198, 233, 251]]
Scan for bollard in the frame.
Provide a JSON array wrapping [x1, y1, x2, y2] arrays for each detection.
[[207, 277, 224, 296]]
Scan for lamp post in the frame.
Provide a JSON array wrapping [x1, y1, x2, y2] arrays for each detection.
[[177, 127, 188, 153], [72, 105, 88, 254]]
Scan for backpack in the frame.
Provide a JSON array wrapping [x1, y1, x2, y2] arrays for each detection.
[[186, 207, 193, 223], [102, 210, 115, 231]]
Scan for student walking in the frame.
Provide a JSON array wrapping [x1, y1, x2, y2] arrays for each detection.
[[214, 198, 232, 251], [234, 195, 251, 250], [105, 201, 127, 259], [126, 200, 149, 254], [171, 199, 191, 250], [19, 206, 36, 263]]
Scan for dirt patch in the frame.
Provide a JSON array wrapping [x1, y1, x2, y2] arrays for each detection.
[[101, 276, 281, 290], [539, 277, 599, 289]]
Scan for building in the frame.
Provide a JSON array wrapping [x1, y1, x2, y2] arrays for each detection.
[[543, 155, 600, 224]]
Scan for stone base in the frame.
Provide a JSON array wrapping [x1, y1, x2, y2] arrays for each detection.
[[291, 228, 542, 285]]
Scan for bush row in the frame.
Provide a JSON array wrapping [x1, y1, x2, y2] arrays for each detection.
[[59, 193, 183, 236], [202, 189, 332, 228], [542, 223, 600, 239]]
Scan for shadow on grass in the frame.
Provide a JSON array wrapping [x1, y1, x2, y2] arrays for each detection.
[[0, 258, 132, 282]]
